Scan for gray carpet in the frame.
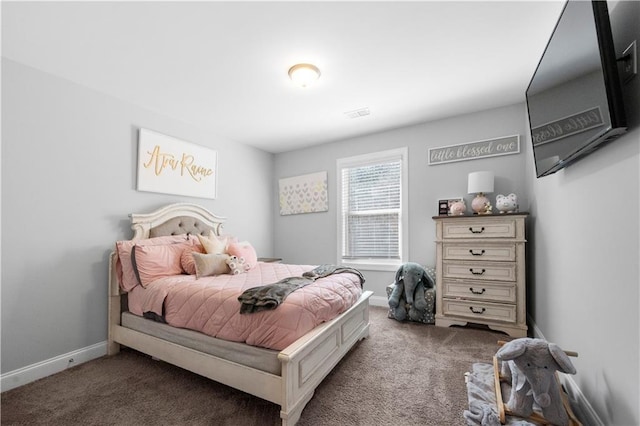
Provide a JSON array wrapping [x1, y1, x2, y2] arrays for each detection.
[[1, 307, 506, 425]]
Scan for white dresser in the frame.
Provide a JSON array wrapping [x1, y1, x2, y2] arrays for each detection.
[[433, 213, 528, 337]]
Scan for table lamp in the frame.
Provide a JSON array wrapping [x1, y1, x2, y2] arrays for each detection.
[[468, 171, 494, 214]]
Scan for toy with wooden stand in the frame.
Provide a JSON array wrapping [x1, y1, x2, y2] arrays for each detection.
[[493, 339, 582, 426]]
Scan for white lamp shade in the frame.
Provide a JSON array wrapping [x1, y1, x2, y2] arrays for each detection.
[[468, 171, 494, 194]]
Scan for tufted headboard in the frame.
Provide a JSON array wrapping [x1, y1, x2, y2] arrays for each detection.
[[129, 203, 226, 239], [149, 216, 214, 238]]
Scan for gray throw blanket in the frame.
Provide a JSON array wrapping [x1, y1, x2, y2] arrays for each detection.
[[237, 264, 365, 314]]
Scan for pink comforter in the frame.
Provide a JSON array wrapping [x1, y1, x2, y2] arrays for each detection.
[[127, 262, 363, 350]]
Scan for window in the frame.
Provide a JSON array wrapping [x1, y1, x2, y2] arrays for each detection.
[[337, 148, 408, 270]]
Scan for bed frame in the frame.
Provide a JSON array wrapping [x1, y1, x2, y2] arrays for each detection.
[[107, 203, 372, 425]]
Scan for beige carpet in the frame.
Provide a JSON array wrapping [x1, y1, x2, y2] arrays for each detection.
[[1, 307, 506, 425]]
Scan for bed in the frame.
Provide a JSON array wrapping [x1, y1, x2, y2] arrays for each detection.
[[107, 203, 372, 425]]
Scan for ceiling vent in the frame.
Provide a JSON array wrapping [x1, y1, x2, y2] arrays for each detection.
[[344, 107, 370, 119]]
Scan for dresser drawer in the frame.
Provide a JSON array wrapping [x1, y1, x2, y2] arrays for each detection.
[[442, 299, 516, 323], [443, 243, 516, 262], [443, 280, 516, 303], [442, 218, 516, 239], [442, 261, 516, 282]]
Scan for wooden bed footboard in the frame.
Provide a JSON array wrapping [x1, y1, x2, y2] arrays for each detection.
[[278, 290, 371, 425], [109, 289, 371, 425]]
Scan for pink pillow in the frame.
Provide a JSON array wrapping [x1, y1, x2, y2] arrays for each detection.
[[181, 245, 205, 275], [132, 242, 191, 287], [116, 235, 191, 292], [222, 234, 238, 246], [226, 241, 258, 269]]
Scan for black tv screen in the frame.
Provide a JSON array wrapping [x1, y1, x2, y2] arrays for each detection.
[[526, 0, 627, 177]]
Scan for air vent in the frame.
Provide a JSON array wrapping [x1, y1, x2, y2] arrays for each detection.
[[344, 107, 370, 119]]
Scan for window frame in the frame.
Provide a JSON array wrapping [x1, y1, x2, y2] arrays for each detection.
[[336, 147, 408, 271]]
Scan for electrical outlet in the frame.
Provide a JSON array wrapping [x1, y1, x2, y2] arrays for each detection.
[[621, 40, 637, 83]]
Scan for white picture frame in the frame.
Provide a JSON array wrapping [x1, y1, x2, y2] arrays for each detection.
[[279, 171, 328, 215], [137, 128, 217, 199], [428, 135, 520, 165]]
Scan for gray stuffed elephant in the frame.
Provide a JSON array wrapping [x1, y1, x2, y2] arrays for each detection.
[[388, 262, 434, 321], [496, 338, 576, 426]]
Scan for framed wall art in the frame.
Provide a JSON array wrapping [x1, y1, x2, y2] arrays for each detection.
[[137, 128, 217, 199], [428, 135, 520, 165], [279, 171, 328, 215]]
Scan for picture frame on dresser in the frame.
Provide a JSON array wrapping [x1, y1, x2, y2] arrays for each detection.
[[438, 200, 449, 216]]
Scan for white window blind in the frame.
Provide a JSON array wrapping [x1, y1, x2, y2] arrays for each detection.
[[337, 148, 407, 268]]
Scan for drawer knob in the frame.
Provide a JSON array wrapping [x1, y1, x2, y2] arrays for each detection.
[[469, 226, 485, 234], [469, 287, 486, 295], [469, 268, 486, 275], [469, 249, 485, 256], [469, 307, 486, 314]]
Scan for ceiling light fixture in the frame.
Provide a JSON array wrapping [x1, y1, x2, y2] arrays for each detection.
[[288, 63, 321, 88]]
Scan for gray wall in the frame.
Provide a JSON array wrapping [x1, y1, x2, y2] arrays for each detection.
[[524, 2, 639, 424], [274, 103, 529, 299], [1, 59, 275, 374]]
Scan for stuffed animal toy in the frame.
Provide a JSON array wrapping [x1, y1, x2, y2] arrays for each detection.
[[226, 255, 251, 275], [496, 338, 576, 426], [388, 262, 435, 321]]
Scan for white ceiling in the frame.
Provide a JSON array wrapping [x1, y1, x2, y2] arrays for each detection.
[[2, 1, 566, 153]]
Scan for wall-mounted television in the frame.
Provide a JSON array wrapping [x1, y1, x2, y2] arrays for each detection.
[[526, 0, 627, 178]]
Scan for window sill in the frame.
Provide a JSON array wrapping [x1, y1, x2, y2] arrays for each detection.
[[340, 260, 402, 272]]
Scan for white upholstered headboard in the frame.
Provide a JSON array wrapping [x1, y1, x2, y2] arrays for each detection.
[[129, 203, 226, 239]]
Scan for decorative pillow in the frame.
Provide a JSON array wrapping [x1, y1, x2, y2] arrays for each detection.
[[197, 233, 228, 254], [192, 252, 231, 279], [226, 241, 258, 269], [116, 235, 190, 292], [132, 242, 191, 287], [181, 245, 205, 275], [227, 255, 251, 275]]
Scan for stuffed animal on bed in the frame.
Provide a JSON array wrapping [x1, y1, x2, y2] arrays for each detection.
[[226, 255, 251, 275], [388, 262, 434, 322]]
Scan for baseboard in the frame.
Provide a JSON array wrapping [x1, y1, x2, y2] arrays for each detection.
[[559, 373, 605, 426], [368, 295, 389, 308], [528, 315, 545, 340], [527, 315, 604, 425], [1, 341, 107, 392]]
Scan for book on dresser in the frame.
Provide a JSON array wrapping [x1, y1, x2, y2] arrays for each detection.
[[432, 213, 528, 338]]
